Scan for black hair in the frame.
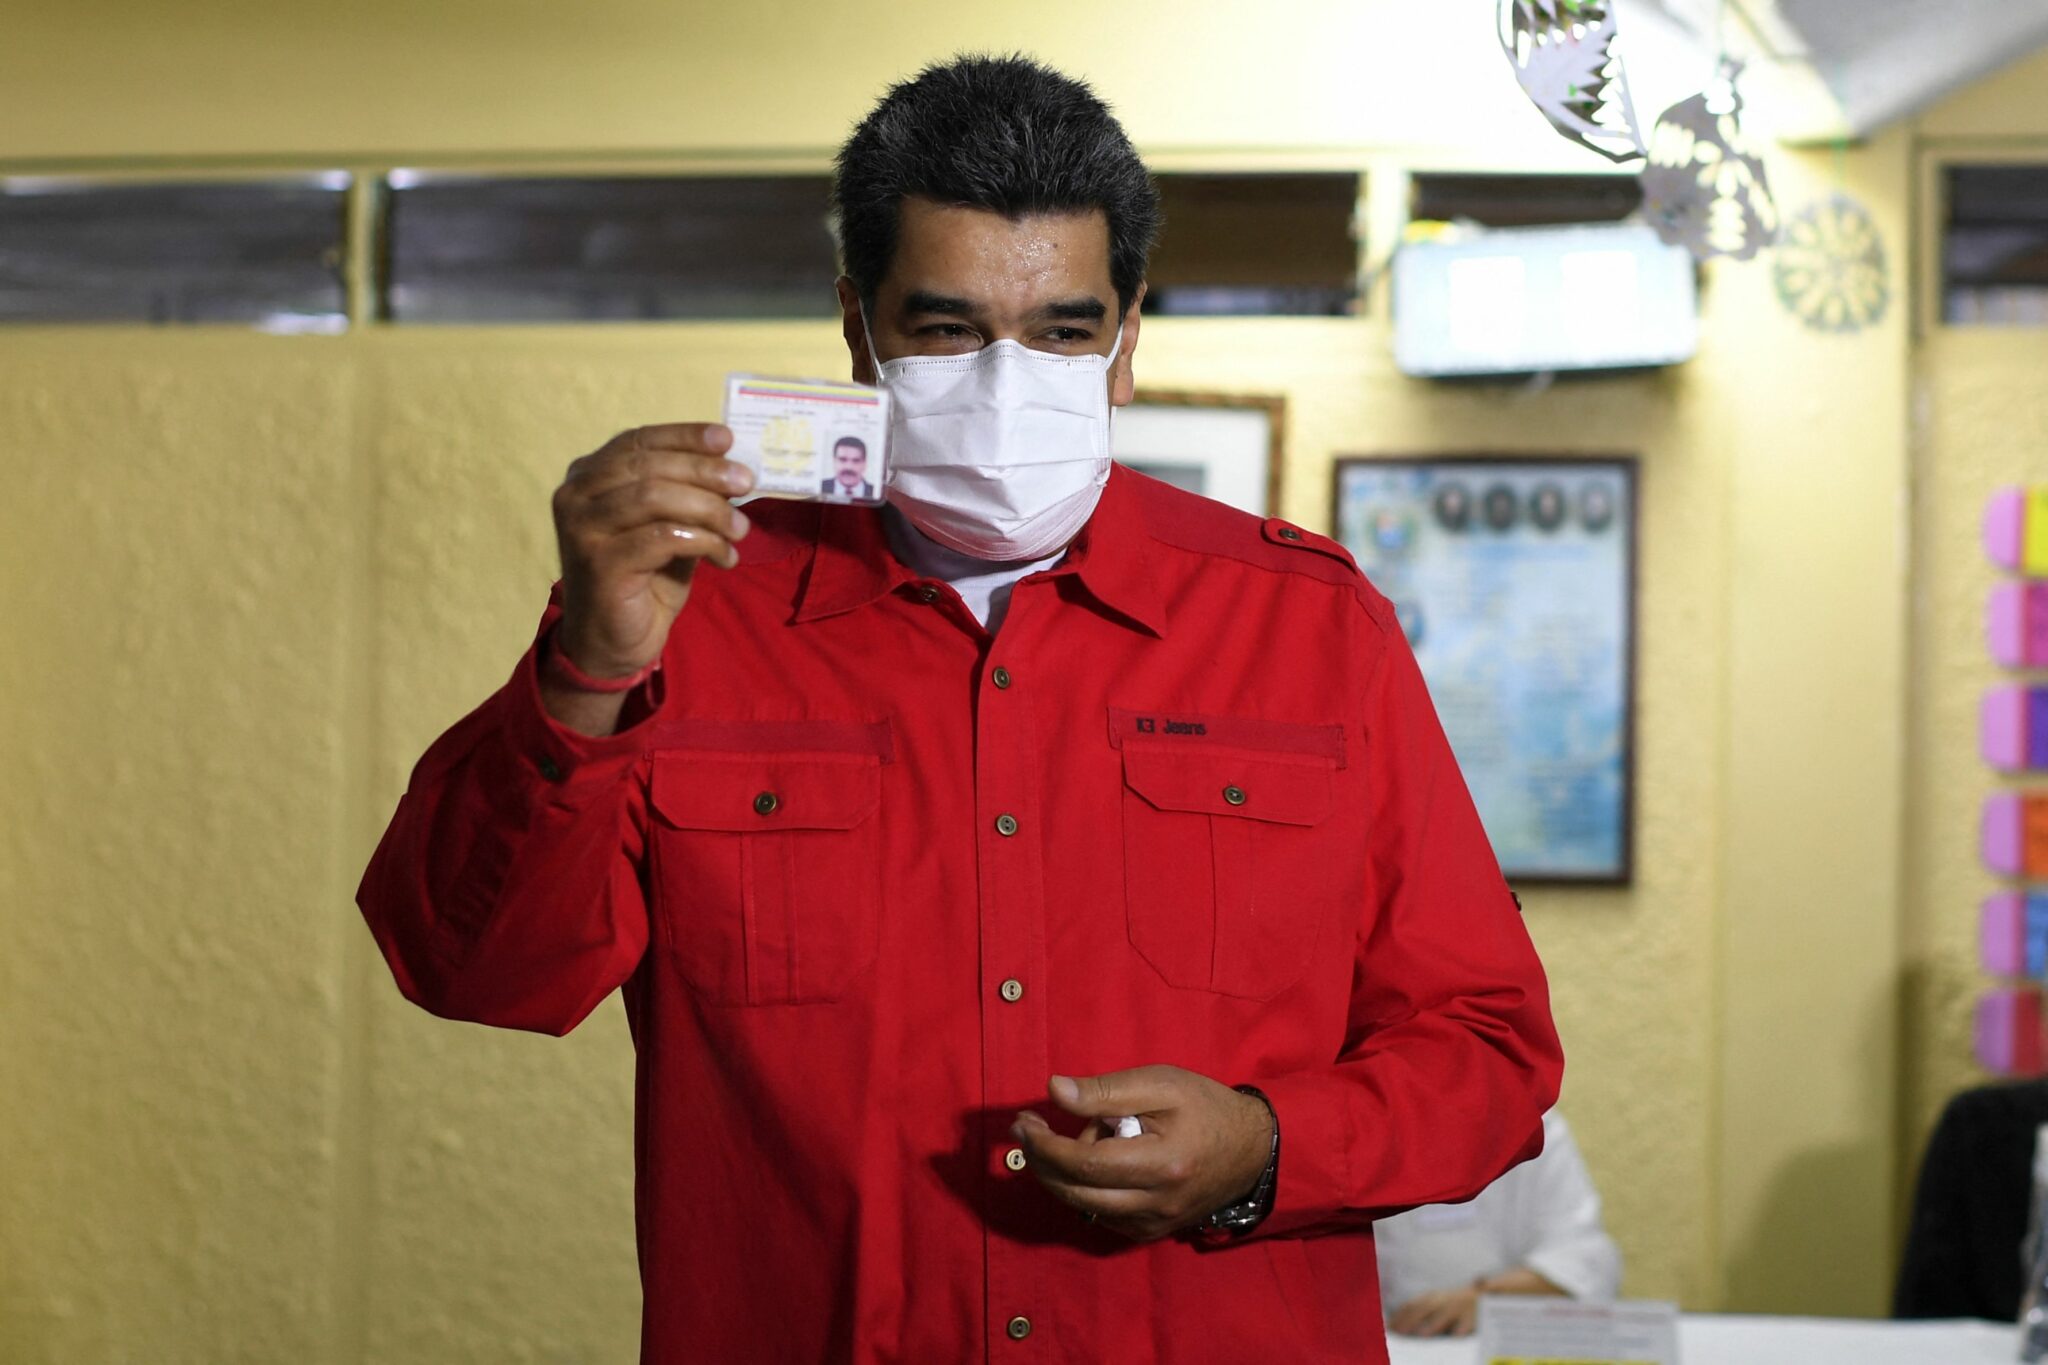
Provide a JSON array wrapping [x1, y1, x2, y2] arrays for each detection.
[[833, 436, 867, 457], [831, 54, 1160, 318]]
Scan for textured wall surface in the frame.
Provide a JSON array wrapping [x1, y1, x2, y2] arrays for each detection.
[[1902, 327, 2048, 1182], [0, 338, 360, 1362], [1896, 47, 2048, 1227], [1709, 134, 1916, 1316]]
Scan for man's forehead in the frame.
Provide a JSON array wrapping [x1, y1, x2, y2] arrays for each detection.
[[884, 198, 1114, 309]]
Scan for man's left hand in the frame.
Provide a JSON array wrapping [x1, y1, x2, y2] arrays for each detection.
[[1009, 1065, 1274, 1242]]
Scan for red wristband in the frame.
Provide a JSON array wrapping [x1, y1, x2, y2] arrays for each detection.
[[545, 639, 659, 694]]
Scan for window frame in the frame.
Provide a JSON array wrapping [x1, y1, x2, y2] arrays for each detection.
[[373, 164, 846, 325], [0, 167, 357, 331], [1915, 139, 2048, 335]]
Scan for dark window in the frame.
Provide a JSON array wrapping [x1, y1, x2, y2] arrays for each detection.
[[1945, 165, 2048, 326], [1410, 173, 1643, 229], [0, 176, 349, 327], [381, 174, 840, 322], [1143, 174, 1360, 316]]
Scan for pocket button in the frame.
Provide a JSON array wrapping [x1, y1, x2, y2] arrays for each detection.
[[753, 791, 780, 816], [1222, 784, 1247, 807]]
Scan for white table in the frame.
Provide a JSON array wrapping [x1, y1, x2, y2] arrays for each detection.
[[1386, 1313, 2022, 1364]]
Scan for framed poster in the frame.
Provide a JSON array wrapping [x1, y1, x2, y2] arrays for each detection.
[[1332, 456, 1638, 884], [1113, 390, 1285, 517]]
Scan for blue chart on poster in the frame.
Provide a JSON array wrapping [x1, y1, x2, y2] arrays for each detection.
[[1335, 460, 1634, 881]]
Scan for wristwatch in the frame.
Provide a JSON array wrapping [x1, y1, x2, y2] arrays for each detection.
[[1192, 1085, 1279, 1242]]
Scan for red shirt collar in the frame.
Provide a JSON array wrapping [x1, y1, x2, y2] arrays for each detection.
[[793, 463, 1167, 637]]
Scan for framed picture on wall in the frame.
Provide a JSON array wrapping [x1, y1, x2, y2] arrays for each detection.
[[1332, 456, 1638, 884], [1114, 389, 1285, 518]]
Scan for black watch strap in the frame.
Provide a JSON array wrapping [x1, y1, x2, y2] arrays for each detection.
[[1193, 1085, 1279, 1242]]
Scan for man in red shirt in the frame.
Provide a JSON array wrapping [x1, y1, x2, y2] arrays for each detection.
[[359, 54, 1562, 1364]]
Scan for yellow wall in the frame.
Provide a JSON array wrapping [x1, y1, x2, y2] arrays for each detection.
[[1899, 50, 2048, 1237], [1902, 322, 2048, 1242], [4, 3, 2038, 1361]]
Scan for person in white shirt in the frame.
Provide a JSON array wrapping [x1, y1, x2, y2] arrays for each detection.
[[1374, 1109, 1621, 1337]]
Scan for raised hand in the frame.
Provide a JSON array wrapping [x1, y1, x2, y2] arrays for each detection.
[[542, 423, 753, 734]]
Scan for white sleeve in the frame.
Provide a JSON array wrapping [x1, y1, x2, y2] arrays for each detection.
[[1516, 1111, 1623, 1302]]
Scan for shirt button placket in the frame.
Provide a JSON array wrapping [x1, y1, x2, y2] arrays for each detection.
[[977, 613, 1049, 1357]]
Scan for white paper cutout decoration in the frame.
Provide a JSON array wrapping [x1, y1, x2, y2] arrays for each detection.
[[1773, 194, 1890, 333], [1498, 0, 1648, 164], [1642, 61, 1779, 262]]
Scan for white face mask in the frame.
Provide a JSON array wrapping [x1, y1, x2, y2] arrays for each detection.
[[867, 316, 1122, 562]]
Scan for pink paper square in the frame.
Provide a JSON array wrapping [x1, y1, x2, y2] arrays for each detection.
[[1983, 891, 2028, 975], [1984, 686, 2028, 770], [1976, 988, 2046, 1076], [1987, 487, 2026, 569], [1992, 583, 2025, 667], [1984, 791, 2025, 875], [2029, 585, 2048, 667]]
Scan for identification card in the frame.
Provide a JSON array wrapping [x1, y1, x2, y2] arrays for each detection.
[[723, 374, 891, 505]]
